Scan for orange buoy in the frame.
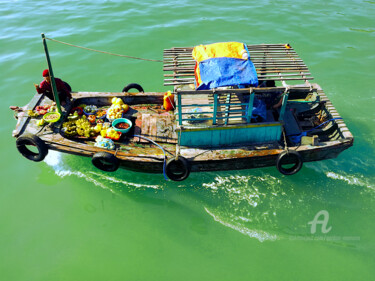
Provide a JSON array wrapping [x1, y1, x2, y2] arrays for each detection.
[[163, 91, 175, 111]]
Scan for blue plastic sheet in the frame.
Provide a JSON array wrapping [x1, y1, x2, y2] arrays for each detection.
[[252, 97, 267, 122], [197, 57, 258, 90], [245, 97, 267, 122]]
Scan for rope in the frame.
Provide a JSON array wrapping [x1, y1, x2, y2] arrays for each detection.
[[13, 110, 20, 120], [282, 86, 290, 97], [35, 122, 51, 136], [45, 37, 163, 63], [134, 135, 169, 181], [282, 127, 289, 154], [287, 117, 343, 145], [306, 117, 342, 133], [288, 117, 343, 137], [176, 127, 181, 161]]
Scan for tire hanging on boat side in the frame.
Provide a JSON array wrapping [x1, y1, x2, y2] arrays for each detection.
[[92, 152, 119, 172], [165, 156, 190, 181], [276, 150, 303, 175], [122, 83, 144, 93], [16, 134, 48, 162]]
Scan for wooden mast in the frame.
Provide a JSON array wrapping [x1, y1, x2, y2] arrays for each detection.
[[41, 33, 62, 115]]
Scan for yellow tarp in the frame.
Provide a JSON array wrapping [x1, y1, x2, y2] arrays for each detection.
[[192, 42, 245, 63], [192, 42, 247, 88]]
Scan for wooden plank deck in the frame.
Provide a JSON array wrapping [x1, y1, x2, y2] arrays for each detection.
[[136, 113, 178, 144], [12, 93, 45, 137]]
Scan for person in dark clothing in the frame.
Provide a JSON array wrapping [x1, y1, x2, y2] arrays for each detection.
[[34, 69, 72, 105]]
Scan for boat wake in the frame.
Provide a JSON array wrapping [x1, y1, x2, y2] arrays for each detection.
[[199, 166, 374, 243], [200, 173, 294, 242], [305, 161, 375, 192], [43, 151, 373, 243], [204, 207, 278, 242], [43, 152, 286, 242], [326, 171, 374, 190], [43, 150, 163, 193]]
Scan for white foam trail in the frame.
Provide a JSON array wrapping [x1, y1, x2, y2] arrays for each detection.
[[56, 170, 115, 193], [326, 171, 374, 190], [89, 171, 162, 190], [44, 150, 62, 167], [305, 162, 374, 191], [202, 174, 281, 207], [43, 150, 161, 191], [205, 207, 277, 242], [43, 150, 115, 192]]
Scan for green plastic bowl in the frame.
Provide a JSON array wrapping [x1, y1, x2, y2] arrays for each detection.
[[112, 118, 132, 133], [43, 112, 61, 123]]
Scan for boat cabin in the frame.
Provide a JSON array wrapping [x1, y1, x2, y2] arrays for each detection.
[[163, 44, 319, 148]]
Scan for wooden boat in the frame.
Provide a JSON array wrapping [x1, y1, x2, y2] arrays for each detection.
[[11, 42, 353, 181]]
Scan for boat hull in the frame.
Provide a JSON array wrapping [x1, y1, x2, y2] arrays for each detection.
[[45, 138, 352, 174], [12, 86, 354, 178]]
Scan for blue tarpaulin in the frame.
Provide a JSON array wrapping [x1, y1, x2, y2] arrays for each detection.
[[193, 42, 258, 90], [197, 57, 258, 90]]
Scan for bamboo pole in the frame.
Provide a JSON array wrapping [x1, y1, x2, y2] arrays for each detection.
[[163, 73, 312, 82], [41, 33, 62, 115], [163, 76, 314, 85], [163, 68, 310, 77], [164, 66, 310, 71], [163, 61, 309, 66], [175, 87, 315, 95], [163, 60, 302, 66]]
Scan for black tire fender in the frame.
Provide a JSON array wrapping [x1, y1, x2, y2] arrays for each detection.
[[16, 134, 48, 162], [122, 83, 144, 93], [92, 152, 119, 172], [165, 156, 190, 181], [276, 150, 303, 175]]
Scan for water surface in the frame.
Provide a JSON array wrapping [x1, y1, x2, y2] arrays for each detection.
[[1, 1, 374, 280]]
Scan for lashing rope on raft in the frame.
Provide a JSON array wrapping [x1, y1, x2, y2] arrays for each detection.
[[134, 135, 169, 181]]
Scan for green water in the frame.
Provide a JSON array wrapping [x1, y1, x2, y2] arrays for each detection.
[[1, 0, 375, 280]]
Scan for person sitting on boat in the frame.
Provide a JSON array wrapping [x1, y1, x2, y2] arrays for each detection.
[[34, 69, 72, 105]]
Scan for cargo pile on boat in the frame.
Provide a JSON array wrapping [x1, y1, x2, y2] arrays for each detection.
[[27, 104, 57, 117], [107, 97, 129, 120], [61, 99, 131, 147]]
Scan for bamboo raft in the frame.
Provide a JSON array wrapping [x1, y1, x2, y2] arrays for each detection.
[[11, 42, 353, 181], [163, 44, 313, 86]]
